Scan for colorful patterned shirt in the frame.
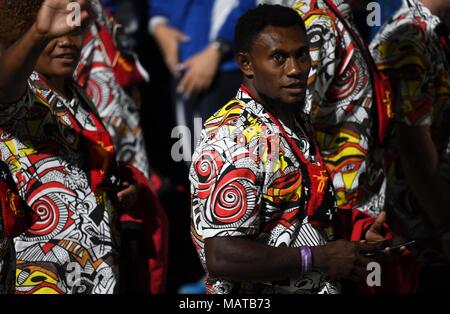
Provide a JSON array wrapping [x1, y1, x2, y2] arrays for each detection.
[[370, 0, 450, 237], [293, 0, 386, 217], [0, 73, 120, 294], [190, 88, 339, 294], [75, 0, 151, 178]]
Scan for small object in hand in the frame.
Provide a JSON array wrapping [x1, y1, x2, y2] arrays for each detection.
[[364, 240, 416, 257]]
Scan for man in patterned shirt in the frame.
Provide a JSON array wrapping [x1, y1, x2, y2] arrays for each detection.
[[370, 0, 450, 290], [190, 4, 378, 294]]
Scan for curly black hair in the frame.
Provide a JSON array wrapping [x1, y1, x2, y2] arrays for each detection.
[[0, 0, 44, 47]]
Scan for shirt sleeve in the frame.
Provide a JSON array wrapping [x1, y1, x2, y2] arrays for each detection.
[[147, 0, 174, 34], [215, 0, 257, 44], [371, 22, 435, 127], [190, 129, 262, 240], [148, 0, 174, 20]]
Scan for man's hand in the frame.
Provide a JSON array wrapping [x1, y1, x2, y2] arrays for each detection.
[[365, 211, 387, 243], [176, 44, 221, 98], [312, 240, 377, 281], [116, 180, 140, 210], [35, 0, 92, 40], [153, 23, 189, 74]]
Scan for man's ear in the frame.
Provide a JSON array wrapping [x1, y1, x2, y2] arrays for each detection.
[[236, 52, 253, 78]]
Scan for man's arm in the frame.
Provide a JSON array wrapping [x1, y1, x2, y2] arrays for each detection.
[[148, 0, 188, 74], [206, 237, 376, 282], [371, 20, 450, 263], [397, 123, 450, 262], [176, 1, 257, 97], [397, 124, 450, 229], [0, 26, 50, 103], [147, 0, 173, 34], [0, 0, 91, 103], [372, 21, 450, 232]]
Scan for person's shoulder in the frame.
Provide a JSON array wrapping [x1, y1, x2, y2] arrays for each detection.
[[193, 96, 267, 161], [373, 6, 434, 47], [293, 0, 337, 28], [203, 98, 248, 134]]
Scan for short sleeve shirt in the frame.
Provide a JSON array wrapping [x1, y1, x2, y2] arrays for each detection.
[[0, 73, 120, 294], [190, 89, 339, 294], [370, 0, 450, 235]]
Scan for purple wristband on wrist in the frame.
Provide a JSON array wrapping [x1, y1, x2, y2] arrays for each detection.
[[300, 246, 313, 273]]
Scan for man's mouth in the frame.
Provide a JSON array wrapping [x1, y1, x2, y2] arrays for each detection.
[[283, 82, 307, 94], [54, 52, 79, 63]]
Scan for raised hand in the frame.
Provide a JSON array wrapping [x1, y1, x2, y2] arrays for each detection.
[[365, 211, 387, 243], [116, 180, 141, 210], [34, 0, 92, 39]]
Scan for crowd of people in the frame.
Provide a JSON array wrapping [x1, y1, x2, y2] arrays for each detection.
[[0, 0, 449, 294]]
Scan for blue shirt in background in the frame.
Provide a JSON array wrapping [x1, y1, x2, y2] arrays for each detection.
[[149, 0, 256, 72]]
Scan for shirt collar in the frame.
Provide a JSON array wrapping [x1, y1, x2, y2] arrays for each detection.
[[236, 86, 304, 141], [408, 0, 442, 28]]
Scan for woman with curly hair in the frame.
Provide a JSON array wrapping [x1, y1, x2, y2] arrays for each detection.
[[0, 0, 142, 294]]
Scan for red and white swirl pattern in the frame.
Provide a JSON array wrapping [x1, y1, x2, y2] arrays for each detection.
[[210, 169, 256, 224], [194, 149, 224, 200]]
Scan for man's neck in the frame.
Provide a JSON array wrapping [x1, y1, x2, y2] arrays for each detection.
[[40, 74, 72, 100], [243, 81, 297, 131]]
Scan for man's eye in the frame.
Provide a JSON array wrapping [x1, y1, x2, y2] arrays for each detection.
[[273, 54, 285, 62], [297, 50, 309, 59]]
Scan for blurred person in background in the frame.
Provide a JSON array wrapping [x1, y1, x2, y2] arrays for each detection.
[[371, 0, 450, 293], [149, 0, 257, 160], [75, 0, 169, 294]]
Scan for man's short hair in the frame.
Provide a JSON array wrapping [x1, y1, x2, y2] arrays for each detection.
[[0, 0, 43, 47], [235, 4, 306, 54]]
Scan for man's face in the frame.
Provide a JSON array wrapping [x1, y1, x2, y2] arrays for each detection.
[[244, 25, 311, 108], [35, 32, 84, 79]]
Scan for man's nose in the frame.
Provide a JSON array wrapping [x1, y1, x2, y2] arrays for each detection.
[[57, 35, 76, 48], [286, 58, 302, 77]]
